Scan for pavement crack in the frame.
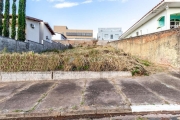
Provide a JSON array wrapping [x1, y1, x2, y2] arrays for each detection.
[[153, 75, 180, 92], [80, 79, 87, 106], [135, 79, 170, 105], [110, 78, 131, 107], [26, 82, 59, 112]]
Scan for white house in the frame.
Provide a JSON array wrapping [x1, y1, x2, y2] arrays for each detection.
[[97, 28, 122, 41], [25, 16, 55, 43], [120, 0, 180, 39], [52, 32, 67, 41], [9, 16, 55, 43]]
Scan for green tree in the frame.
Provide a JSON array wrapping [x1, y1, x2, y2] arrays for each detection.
[[0, 0, 3, 36], [17, 0, 22, 41], [22, 0, 26, 41], [3, 0, 10, 37], [11, 0, 17, 39], [18, 0, 26, 41]]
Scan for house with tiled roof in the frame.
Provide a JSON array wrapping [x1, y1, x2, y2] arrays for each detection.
[[120, 0, 180, 39]]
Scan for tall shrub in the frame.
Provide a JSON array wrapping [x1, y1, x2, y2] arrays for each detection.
[[22, 0, 26, 41], [3, 0, 10, 37], [11, 0, 17, 39], [17, 0, 22, 41], [0, 0, 3, 36], [18, 0, 26, 41]]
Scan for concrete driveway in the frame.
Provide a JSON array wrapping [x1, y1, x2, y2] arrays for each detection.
[[0, 71, 180, 119]]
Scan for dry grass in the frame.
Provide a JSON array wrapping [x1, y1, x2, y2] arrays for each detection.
[[0, 46, 166, 75], [0, 52, 59, 72]]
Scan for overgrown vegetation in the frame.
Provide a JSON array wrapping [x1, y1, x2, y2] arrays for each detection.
[[0, 52, 59, 72], [0, 46, 166, 75]]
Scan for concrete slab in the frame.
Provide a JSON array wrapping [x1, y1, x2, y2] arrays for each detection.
[[0, 82, 30, 101], [118, 78, 163, 105], [35, 79, 85, 113], [0, 72, 180, 118], [137, 76, 180, 104], [169, 71, 180, 79], [153, 73, 180, 90], [84, 79, 125, 107], [0, 82, 54, 113]]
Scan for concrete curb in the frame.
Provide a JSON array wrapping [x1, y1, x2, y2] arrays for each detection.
[[1, 108, 180, 119], [53, 71, 132, 80], [0, 72, 52, 82], [131, 105, 180, 112], [0, 71, 132, 82], [0, 107, 132, 119]]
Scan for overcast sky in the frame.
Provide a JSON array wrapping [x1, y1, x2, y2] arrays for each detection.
[[24, 0, 162, 37]]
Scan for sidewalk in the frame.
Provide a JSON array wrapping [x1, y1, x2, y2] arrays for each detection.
[[0, 71, 180, 119]]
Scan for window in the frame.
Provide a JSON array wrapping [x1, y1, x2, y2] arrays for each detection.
[[46, 36, 49, 40], [115, 34, 119, 36], [66, 32, 92, 37], [110, 35, 113, 39], [170, 13, 180, 28], [170, 20, 180, 28], [136, 32, 139, 36], [104, 34, 108, 38], [158, 16, 165, 28]]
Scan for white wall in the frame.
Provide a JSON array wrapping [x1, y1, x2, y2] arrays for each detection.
[[98, 31, 121, 41], [26, 19, 40, 43], [39, 22, 44, 44], [98, 28, 122, 41], [126, 8, 180, 38], [43, 25, 52, 42], [52, 33, 61, 40]]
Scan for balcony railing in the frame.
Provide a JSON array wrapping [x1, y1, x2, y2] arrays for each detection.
[[170, 25, 180, 29]]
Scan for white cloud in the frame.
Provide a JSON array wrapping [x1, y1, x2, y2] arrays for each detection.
[[32, 0, 127, 9], [32, 0, 65, 2], [47, 0, 65, 2], [98, 0, 128, 2], [32, 0, 127, 3], [54, 2, 79, 8], [121, 0, 128, 3], [32, 0, 41, 1], [82, 0, 93, 4]]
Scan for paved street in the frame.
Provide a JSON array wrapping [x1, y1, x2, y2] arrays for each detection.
[[0, 71, 180, 119]]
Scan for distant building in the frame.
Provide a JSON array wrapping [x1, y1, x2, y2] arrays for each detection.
[[120, 0, 180, 39], [54, 26, 93, 40], [52, 32, 67, 41], [97, 28, 122, 41]]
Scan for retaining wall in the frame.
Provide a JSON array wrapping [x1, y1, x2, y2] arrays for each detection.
[[108, 28, 180, 68], [0, 71, 131, 82], [54, 40, 96, 47], [0, 36, 68, 53]]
